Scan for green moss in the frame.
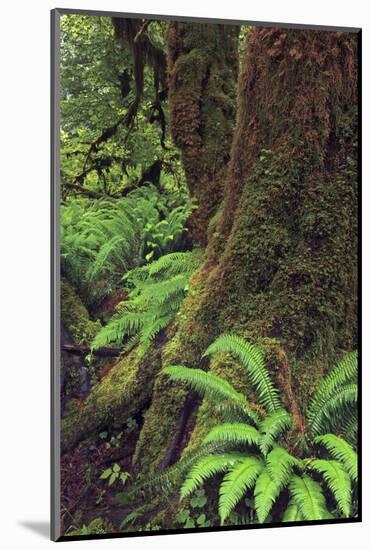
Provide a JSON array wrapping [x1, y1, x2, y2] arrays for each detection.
[[61, 346, 161, 453], [133, 371, 188, 473], [167, 22, 239, 243], [61, 278, 101, 344], [66, 517, 114, 536]]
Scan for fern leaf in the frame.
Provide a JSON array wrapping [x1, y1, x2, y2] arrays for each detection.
[[339, 409, 358, 446], [147, 251, 199, 277], [219, 457, 264, 524], [282, 500, 303, 522], [314, 434, 358, 482], [254, 469, 282, 523], [127, 441, 235, 498], [309, 384, 358, 436], [259, 409, 292, 455], [309, 459, 351, 517], [203, 423, 261, 448], [203, 334, 281, 413], [215, 400, 260, 426], [312, 384, 358, 435], [163, 367, 249, 405], [180, 453, 245, 500], [91, 310, 144, 350], [138, 314, 174, 356], [307, 352, 357, 432], [289, 475, 331, 521], [266, 447, 301, 487]]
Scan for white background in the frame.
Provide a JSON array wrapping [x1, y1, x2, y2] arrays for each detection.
[[0, 0, 369, 548]]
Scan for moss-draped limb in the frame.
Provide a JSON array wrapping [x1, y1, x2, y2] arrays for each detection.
[[61, 278, 101, 344], [167, 22, 239, 244], [134, 28, 358, 474]]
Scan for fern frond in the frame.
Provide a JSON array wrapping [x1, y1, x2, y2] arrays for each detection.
[[203, 334, 281, 413], [92, 251, 199, 352], [282, 500, 303, 522], [163, 366, 249, 406], [139, 274, 190, 305], [180, 453, 245, 500], [138, 313, 174, 356], [61, 187, 194, 304], [91, 310, 144, 350], [87, 235, 129, 280], [147, 251, 199, 277], [339, 409, 358, 446], [203, 423, 261, 448], [309, 459, 351, 517], [126, 441, 234, 499], [266, 447, 301, 487], [289, 475, 331, 521], [307, 352, 357, 432], [309, 384, 358, 436], [215, 399, 260, 426], [219, 457, 264, 524], [314, 435, 358, 482], [254, 469, 282, 523], [259, 410, 292, 455]]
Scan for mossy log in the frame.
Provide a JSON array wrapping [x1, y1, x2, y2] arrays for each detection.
[[60, 278, 162, 453], [134, 27, 358, 473]]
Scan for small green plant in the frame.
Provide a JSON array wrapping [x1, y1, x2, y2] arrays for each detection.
[[126, 417, 138, 432], [100, 464, 130, 487], [95, 489, 106, 505], [99, 431, 124, 449], [92, 251, 201, 355], [140, 335, 357, 525], [120, 511, 143, 529], [175, 490, 213, 529]]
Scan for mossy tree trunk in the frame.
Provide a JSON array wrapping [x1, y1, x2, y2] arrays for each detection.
[[167, 22, 239, 244], [134, 27, 358, 473]]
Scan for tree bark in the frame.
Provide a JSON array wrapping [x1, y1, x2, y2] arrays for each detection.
[[134, 27, 358, 473], [167, 22, 239, 244]]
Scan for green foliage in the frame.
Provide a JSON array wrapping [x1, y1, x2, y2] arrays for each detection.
[[61, 185, 195, 305], [92, 251, 200, 354], [259, 410, 292, 456], [253, 470, 281, 523], [163, 366, 259, 424], [176, 489, 213, 528], [203, 423, 261, 447], [307, 351, 358, 436], [288, 475, 331, 521], [100, 463, 130, 487], [282, 502, 303, 522], [203, 334, 281, 413], [60, 15, 187, 199], [314, 434, 358, 482], [265, 447, 301, 485], [309, 460, 351, 517], [160, 335, 358, 524], [219, 456, 263, 524]]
